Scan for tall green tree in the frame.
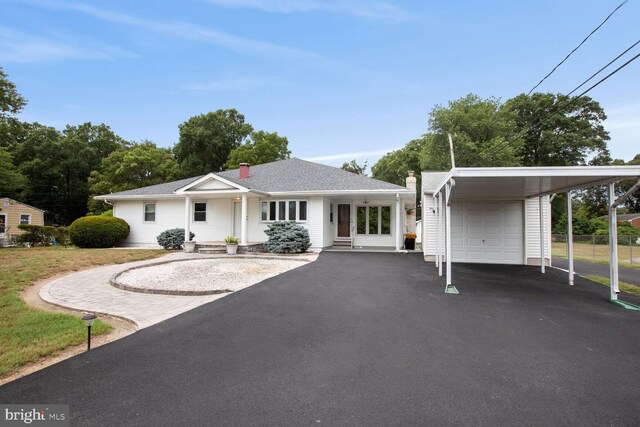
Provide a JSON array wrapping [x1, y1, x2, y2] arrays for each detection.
[[175, 109, 253, 176], [88, 141, 180, 213], [340, 159, 368, 175], [420, 94, 519, 171], [504, 93, 610, 166], [0, 147, 26, 198], [0, 67, 28, 151], [224, 130, 290, 170]]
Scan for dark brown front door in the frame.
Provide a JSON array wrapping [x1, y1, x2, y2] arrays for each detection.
[[338, 204, 350, 237]]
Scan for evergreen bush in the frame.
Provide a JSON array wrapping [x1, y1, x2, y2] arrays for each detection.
[[69, 216, 130, 248], [263, 221, 311, 253], [157, 228, 195, 250]]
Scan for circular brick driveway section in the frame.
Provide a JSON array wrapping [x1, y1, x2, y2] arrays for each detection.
[[39, 252, 315, 329]]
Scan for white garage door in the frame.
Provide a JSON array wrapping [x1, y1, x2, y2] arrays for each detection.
[[450, 201, 524, 264]]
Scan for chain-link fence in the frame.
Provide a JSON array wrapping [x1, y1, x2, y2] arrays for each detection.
[[552, 234, 640, 265]]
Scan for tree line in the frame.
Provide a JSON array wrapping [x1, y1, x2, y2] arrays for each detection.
[[2, 66, 637, 227], [0, 67, 290, 225]]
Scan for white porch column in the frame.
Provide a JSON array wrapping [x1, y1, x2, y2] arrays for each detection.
[[184, 195, 191, 242], [434, 194, 439, 268], [567, 191, 574, 286], [608, 183, 620, 299], [395, 194, 402, 251], [445, 183, 452, 287], [539, 196, 545, 274], [241, 192, 248, 245], [438, 191, 444, 277]]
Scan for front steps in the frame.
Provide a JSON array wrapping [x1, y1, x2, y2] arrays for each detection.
[[332, 238, 352, 249]]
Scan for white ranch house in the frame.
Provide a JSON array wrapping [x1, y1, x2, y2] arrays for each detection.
[[95, 159, 417, 251]]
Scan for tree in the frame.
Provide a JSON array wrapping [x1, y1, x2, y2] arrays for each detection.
[[420, 94, 519, 171], [175, 109, 253, 176], [0, 147, 26, 198], [0, 67, 28, 151], [341, 159, 368, 175], [618, 154, 640, 213], [224, 130, 290, 170], [88, 141, 180, 213], [0, 67, 26, 120], [504, 93, 610, 166]]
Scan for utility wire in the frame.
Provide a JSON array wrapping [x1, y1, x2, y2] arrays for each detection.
[[454, 46, 640, 167], [527, 0, 628, 95]]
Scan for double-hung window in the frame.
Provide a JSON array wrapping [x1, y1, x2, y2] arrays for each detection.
[[261, 200, 308, 222], [193, 202, 207, 222], [19, 214, 31, 225], [144, 203, 156, 222]]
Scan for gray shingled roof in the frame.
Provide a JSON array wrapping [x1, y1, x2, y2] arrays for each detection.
[[421, 171, 449, 192], [100, 158, 411, 197]]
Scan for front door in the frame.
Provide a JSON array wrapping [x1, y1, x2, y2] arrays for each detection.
[[337, 204, 350, 237], [0, 214, 6, 237]]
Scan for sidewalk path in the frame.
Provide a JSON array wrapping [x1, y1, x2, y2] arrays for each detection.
[[553, 257, 640, 286], [40, 252, 314, 329]]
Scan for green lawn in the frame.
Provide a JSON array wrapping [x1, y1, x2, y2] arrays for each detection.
[[552, 242, 640, 269], [584, 274, 640, 297], [0, 247, 166, 378]]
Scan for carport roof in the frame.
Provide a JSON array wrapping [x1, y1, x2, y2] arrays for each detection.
[[423, 166, 640, 200]]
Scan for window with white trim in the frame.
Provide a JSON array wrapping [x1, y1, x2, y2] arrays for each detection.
[[144, 203, 156, 222], [193, 202, 207, 222], [261, 200, 308, 222], [356, 205, 391, 235], [19, 214, 31, 225]]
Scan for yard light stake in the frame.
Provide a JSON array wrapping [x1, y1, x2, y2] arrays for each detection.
[[82, 313, 97, 351]]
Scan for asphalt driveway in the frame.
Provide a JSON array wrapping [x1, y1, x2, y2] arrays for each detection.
[[1, 252, 640, 426], [553, 257, 640, 286]]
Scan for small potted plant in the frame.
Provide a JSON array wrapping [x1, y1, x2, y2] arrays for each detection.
[[224, 235, 239, 254]]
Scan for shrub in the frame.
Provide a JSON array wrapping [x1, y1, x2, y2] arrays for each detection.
[[157, 228, 195, 250], [17, 224, 52, 246], [69, 216, 130, 248], [224, 235, 239, 244], [100, 209, 113, 216], [263, 221, 311, 253]]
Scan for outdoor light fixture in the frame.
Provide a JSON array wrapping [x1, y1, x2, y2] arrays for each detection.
[[82, 313, 97, 351]]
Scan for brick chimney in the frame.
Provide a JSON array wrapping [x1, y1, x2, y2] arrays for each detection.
[[239, 163, 250, 180]]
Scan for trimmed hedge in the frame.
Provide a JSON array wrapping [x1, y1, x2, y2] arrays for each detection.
[[17, 224, 70, 246], [69, 216, 130, 248], [263, 221, 311, 253], [157, 228, 195, 250]]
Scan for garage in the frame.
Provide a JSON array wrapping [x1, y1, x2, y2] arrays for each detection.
[[450, 201, 523, 264], [421, 166, 640, 302]]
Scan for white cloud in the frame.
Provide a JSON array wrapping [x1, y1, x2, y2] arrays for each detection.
[[0, 26, 135, 63], [304, 148, 400, 162], [203, 0, 411, 20], [19, 0, 321, 61]]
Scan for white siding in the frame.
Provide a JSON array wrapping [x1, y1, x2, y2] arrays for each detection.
[[189, 199, 233, 241], [247, 198, 268, 243], [305, 197, 325, 249], [524, 196, 551, 266], [115, 199, 184, 247], [422, 196, 437, 259]]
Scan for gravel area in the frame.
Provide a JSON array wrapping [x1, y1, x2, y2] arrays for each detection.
[[115, 258, 309, 294]]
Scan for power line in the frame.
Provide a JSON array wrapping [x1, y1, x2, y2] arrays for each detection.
[[527, 0, 628, 95], [461, 44, 640, 163]]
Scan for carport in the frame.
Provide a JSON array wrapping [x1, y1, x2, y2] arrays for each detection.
[[427, 166, 640, 304]]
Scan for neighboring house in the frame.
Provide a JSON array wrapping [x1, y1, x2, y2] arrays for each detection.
[[599, 213, 640, 228], [95, 158, 416, 250], [0, 198, 45, 244]]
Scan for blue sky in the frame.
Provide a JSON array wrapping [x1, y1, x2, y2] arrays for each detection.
[[1, 0, 639, 168]]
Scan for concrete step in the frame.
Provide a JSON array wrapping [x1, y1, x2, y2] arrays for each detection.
[[198, 248, 227, 254]]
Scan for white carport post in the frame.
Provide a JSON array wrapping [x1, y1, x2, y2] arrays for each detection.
[[434, 194, 439, 268], [539, 196, 545, 274], [608, 183, 620, 300], [241, 192, 248, 245], [438, 191, 444, 277], [395, 194, 402, 251], [184, 195, 191, 242], [445, 182, 452, 288], [567, 191, 574, 286]]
